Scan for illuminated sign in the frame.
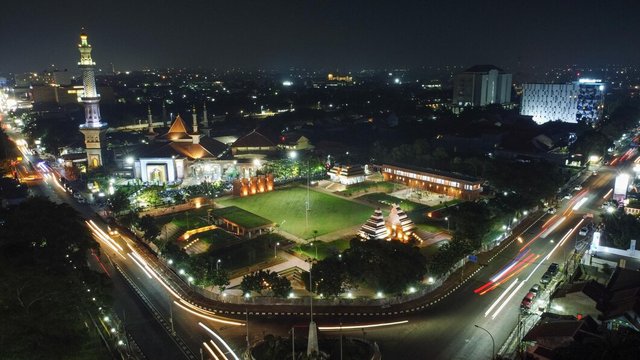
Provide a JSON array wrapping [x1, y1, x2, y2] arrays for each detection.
[[578, 78, 602, 84], [614, 174, 629, 196]]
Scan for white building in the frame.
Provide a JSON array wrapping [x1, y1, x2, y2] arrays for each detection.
[[520, 79, 605, 124], [452, 65, 512, 108]]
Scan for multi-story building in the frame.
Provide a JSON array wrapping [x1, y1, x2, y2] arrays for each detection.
[[452, 65, 512, 108], [381, 164, 483, 201], [520, 79, 605, 124]]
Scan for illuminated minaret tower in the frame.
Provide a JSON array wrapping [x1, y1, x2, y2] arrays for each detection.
[[77, 32, 108, 168]]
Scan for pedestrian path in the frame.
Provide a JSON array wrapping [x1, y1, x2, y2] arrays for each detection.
[[223, 251, 311, 290]]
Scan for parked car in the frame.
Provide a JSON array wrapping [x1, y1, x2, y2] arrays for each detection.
[[547, 263, 559, 276], [520, 292, 536, 310], [563, 193, 572, 200], [579, 227, 589, 236], [574, 185, 583, 191], [547, 207, 557, 214], [540, 273, 553, 285], [529, 284, 541, 294]]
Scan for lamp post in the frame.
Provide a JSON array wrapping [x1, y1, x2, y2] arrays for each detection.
[[216, 259, 221, 274], [310, 241, 318, 259], [474, 324, 495, 360], [274, 242, 280, 258], [445, 217, 450, 231], [169, 300, 175, 335]]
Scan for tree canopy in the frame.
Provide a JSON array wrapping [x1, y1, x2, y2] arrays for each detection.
[[0, 197, 111, 359]]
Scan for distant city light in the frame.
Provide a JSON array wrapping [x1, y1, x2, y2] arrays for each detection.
[[282, 80, 293, 86]]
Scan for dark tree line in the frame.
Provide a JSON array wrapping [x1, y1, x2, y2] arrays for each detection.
[[311, 239, 427, 296], [0, 197, 112, 359]]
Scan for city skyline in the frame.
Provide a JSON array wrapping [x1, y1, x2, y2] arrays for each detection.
[[2, 0, 640, 73]]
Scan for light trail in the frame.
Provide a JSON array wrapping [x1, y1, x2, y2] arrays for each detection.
[[128, 253, 153, 279], [319, 320, 409, 331], [91, 250, 111, 277], [203, 342, 221, 360], [51, 174, 66, 191], [198, 322, 240, 360], [209, 340, 228, 360], [541, 215, 558, 229], [86, 220, 126, 259], [484, 278, 519, 317], [489, 250, 530, 283], [479, 254, 538, 295], [603, 188, 613, 199], [572, 196, 589, 211], [88, 220, 124, 251], [174, 300, 244, 326], [541, 216, 566, 238], [491, 281, 526, 320]]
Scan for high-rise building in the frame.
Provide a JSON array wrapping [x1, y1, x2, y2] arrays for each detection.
[[520, 79, 605, 124], [77, 32, 108, 168], [452, 65, 512, 108]]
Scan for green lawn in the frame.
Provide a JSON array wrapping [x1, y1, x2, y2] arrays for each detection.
[[415, 223, 444, 233], [158, 207, 213, 230], [198, 228, 242, 249], [212, 206, 273, 228], [205, 234, 277, 272], [219, 187, 374, 239], [356, 193, 427, 212], [294, 238, 352, 260]]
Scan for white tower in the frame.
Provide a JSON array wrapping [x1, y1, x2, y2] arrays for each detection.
[[190, 105, 200, 144], [77, 32, 108, 168]]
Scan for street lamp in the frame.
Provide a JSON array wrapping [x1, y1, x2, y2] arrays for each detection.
[[474, 324, 495, 360], [444, 217, 450, 231], [216, 259, 221, 274], [274, 242, 280, 258]]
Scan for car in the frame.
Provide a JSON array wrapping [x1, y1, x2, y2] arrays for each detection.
[[547, 263, 560, 276], [540, 273, 553, 285], [529, 284, 541, 294], [574, 185, 583, 191], [520, 292, 536, 310], [579, 227, 589, 236], [563, 193, 572, 200], [547, 207, 557, 214], [592, 171, 598, 176]]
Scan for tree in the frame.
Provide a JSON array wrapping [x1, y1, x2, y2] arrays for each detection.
[[108, 189, 130, 216], [342, 239, 427, 294], [137, 215, 161, 242], [311, 256, 349, 296], [450, 202, 491, 249], [212, 268, 231, 292], [240, 270, 291, 297], [0, 197, 112, 359]]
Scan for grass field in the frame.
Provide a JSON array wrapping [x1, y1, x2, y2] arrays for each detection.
[[219, 187, 375, 239], [212, 206, 273, 228], [294, 238, 352, 260]]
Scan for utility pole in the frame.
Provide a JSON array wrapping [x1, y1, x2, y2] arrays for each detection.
[[291, 327, 295, 359], [340, 321, 343, 360], [245, 308, 250, 352], [170, 300, 175, 335]]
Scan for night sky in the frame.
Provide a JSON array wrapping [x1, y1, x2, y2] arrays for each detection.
[[1, 0, 639, 73]]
